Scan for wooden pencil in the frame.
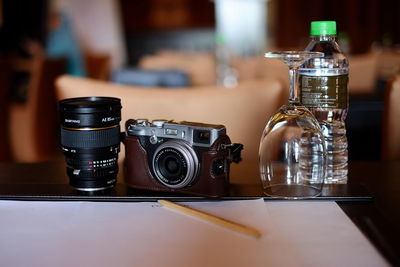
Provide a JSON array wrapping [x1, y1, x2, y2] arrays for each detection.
[[158, 199, 262, 239]]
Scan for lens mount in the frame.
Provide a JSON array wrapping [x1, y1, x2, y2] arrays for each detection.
[[153, 140, 199, 189], [67, 166, 118, 191]]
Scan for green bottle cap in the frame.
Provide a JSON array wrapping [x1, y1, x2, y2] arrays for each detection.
[[310, 21, 337, 35]]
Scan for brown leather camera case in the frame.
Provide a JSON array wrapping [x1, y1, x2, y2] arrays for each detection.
[[123, 135, 231, 197]]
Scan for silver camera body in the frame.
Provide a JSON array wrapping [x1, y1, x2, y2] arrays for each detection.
[[126, 119, 226, 148], [124, 119, 242, 196]]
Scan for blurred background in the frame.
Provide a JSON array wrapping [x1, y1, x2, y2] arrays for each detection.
[[0, 0, 399, 163]]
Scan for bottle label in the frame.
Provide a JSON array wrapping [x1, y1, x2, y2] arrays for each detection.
[[300, 74, 348, 109]]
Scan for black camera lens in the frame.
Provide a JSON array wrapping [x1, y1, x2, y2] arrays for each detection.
[[153, 141, 199, 189], [59, 97, 121, 191], [158, 151, 186, 181], [165, 157, 181, 174]]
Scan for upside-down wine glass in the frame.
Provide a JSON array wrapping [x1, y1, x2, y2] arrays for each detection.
[[259, 51, 326, 199]]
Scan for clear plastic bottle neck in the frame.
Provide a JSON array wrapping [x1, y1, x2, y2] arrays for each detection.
[[311, 34, 337, 42]]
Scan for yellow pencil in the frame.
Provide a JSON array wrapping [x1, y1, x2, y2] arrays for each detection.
[[158, 199, 262, 239]]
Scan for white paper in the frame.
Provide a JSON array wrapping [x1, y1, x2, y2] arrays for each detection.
[[0, 200, 388, 267]]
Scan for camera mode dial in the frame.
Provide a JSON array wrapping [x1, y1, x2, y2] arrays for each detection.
[[135, 119, 149, 126], [151, 120, 169, 127]]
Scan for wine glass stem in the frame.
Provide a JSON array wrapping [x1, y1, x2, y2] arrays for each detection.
[[288, 67, 300, 105]]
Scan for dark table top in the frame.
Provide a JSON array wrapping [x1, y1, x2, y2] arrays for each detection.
[[0, 160, 399, 265]]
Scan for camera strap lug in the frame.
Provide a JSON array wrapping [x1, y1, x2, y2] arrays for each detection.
[[221, 143, 243, 163]]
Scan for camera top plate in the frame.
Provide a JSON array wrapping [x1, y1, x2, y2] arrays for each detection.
[[126, 119, 226, 148]]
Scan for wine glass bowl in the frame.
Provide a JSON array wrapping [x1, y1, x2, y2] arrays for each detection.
[[259, 51, 326, 199]]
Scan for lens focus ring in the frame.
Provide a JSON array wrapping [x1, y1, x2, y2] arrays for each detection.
[[61, 126, 121, 148]]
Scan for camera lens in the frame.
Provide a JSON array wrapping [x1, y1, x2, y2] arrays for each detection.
[[159, 154, 184, 179], [59, 97, 121, 191], [153, 141, 199, 189]]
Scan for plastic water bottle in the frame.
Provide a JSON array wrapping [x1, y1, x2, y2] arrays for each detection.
[[299, 21, 349, 183]]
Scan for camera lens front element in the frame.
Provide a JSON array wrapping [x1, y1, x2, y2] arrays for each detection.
[[162, 156, 182, 176], [153, 141, 199, 189]]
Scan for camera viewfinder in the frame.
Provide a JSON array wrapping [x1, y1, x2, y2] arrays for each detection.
[[165, 128, 178, 135], [194, 130, 211, 144]]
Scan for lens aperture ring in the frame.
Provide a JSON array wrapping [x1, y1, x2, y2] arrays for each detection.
[[61, 126, 121, 148], [67, 166, 118, 179]]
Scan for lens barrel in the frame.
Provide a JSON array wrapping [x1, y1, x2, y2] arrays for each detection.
[[153, 141, 199, 189], [59, 97, 122, 191]]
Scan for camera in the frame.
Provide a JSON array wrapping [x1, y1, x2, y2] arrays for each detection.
[[59, 97, 121, 191], [123, 119, 243, 197]]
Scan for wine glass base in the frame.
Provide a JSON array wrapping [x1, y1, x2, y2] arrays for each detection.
[[263, 184, 322, 199]]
